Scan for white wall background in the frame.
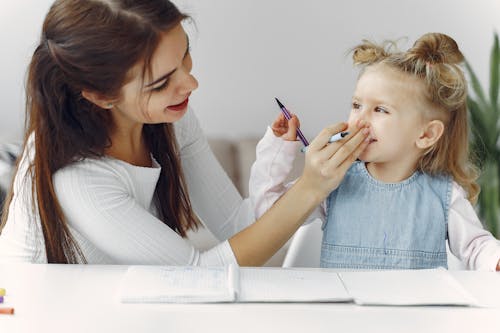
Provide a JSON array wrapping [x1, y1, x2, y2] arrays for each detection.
[[1, 0, 499, 142]]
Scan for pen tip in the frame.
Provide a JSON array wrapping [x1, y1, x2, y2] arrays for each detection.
[[275, 97, 284, 108]]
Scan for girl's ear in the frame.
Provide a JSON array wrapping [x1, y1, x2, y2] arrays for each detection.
[[81, 90, 114, 110], [416, 120, 444, 150]]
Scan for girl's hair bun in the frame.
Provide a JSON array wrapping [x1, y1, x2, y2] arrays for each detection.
[[407, 33, 464, 65], [352, 40, 390, 65]]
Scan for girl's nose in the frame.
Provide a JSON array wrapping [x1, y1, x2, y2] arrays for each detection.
[[352, 112, 367, 123], [358, 108, 371, 123]]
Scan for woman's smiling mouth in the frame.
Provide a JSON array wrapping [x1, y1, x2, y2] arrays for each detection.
[[167, 97, 189, 112]]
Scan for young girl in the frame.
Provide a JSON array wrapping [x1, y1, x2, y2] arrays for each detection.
[[0, 0, 369, 265], [250, 33, 500, 271]]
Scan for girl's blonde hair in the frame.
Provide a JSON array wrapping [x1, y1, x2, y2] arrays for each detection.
[[351, 33, 479, 204]]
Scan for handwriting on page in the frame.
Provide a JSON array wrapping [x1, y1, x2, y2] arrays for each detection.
[[158, 266, 227, 292], [119, 266, 234, 303]]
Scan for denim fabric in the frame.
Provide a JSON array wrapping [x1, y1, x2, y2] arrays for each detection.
[[321, 161, 451, 269]]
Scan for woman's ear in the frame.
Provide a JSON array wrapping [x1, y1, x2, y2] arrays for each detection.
[[416, 120, 444, 150], [81, 90, 114, 109]]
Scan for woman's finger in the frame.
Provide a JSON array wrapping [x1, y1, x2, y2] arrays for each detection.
[[315, 121, 367, 159], [323, 126, 369, 170], [306, 122, 348, 153], [324, 133, 370, 177]]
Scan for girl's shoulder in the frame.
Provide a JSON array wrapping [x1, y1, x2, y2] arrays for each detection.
[[450, 180, 468, 203]]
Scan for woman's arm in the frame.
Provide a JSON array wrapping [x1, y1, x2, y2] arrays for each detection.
[[448, 182, 500, 271], [53, 158, 238, 266], [230, 122, 370, 266], [50, 111, 367, 267], [0, 138, 47, 263]]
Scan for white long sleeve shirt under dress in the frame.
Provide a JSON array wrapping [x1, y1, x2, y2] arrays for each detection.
[[249, 127, 500, 271], [0, 108, 255, 265]]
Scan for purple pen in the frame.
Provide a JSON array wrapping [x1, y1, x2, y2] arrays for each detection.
[[275, 98, 309, 147]]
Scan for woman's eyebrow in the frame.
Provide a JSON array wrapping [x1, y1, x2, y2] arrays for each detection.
[[145, 69, 175, 88], [144, 34, 190, 88]]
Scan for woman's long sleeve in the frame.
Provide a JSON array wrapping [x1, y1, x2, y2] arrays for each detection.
[[175, 108, 256, 241]]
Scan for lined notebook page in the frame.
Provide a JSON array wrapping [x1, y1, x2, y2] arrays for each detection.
[[339, 268, 478, 306], [118, 265, 236, 303], [238, 268, 352, 302]]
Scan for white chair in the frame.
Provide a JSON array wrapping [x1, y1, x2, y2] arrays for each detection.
[[282, 218, 465, 269], [282, 219, 322, 268]]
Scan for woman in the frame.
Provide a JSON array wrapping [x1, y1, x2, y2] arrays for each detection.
[[0, 0, 369, 265]]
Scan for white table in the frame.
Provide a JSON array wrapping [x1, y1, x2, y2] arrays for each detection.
[[0, 264, 499, 333]]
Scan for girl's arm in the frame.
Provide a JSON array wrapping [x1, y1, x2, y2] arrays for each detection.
[[448, 182, 500, 271], [249, 126, 326, 222]]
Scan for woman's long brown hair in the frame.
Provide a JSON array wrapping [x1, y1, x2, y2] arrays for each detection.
[[0, 0, 199, 263]]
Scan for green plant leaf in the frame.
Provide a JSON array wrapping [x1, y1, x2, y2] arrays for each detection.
[[468, 97, 492, 151], [465, 60, 488, 108], [490, 33, 499, 115], [466, 33, 500, 237]]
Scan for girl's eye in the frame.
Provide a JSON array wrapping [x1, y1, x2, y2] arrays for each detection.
[[352, 102, 361, 110], [375, 106, 389, 114], [152, 80, 169, 92]]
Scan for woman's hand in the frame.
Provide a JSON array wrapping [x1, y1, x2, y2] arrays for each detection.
[[229, 119, 369, 266], [297, 120, 370, 201]]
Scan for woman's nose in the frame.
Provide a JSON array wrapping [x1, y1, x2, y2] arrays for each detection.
[[177, 72, 198, 95]]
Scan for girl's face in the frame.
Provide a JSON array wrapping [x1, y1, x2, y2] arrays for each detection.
[[348, 64, 428, 168], [113, 23, 198, 127]]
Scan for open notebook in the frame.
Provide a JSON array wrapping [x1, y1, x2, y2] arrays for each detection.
[[117, 265, 480, 306]]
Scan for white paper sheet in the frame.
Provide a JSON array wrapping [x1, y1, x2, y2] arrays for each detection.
[[238, 268, 352, 302], [339, 268, 478, 306], [118, 265, 236, 303]]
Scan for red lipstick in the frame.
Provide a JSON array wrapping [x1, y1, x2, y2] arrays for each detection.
[[167, 97, 189, 111]]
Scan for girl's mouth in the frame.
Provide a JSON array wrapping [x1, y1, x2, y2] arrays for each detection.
[[167, 97, 189, 112]]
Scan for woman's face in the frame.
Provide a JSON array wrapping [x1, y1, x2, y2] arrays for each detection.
[[113, 23, 198, 128]]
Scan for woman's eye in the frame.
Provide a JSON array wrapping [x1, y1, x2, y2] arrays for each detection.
[[152, 80, 169, 92]]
